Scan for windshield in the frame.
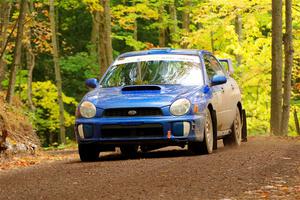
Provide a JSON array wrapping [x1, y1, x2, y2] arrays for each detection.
[[101, 54, 203, 87]]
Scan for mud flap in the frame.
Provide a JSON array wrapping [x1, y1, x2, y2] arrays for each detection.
[[242, 109, 247, 142], [211, 109, 218, 150]]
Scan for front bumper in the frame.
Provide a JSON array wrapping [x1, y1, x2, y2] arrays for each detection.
[[75, 114, 205, 146]]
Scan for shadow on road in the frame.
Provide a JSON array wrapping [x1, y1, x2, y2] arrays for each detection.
[[65, 140, 231, 164], [66, 146, 228, 164]]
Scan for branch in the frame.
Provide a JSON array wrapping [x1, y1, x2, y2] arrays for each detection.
[[0, 17, 34, 60]]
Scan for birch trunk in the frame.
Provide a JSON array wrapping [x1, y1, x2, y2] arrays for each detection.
[[168, 0, 178, 44], [98, 0, 113, 78], [158, 0, 165, 47], [49, 0, 66, 144]]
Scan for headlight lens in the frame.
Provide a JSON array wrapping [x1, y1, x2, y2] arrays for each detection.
[[170, 98, 191, 116], [79, 101, 96, 118]]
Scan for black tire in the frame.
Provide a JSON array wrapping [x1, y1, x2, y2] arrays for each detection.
[[223, 107, 242, 146], [211, 109, 218, 150], [120, 145, 138, 158], [78, 144, 99, 162], [242, 109, 248, 142], [189, 109, 214, 154]]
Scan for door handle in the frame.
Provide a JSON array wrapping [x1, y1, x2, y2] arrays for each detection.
[[221, 87, 224, 93]]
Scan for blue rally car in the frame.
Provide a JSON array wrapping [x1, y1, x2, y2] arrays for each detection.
[[75, 48, 247, 161]]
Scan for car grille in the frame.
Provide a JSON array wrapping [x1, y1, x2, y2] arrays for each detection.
[[101, 124, 164, 138], [103, 108, 162, 117]]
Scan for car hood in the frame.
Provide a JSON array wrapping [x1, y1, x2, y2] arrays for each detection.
[[83, 85, 203, 109]]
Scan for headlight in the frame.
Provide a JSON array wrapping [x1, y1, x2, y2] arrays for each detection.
[[170, 98, 191, 116], [79, 101, 96, 118]]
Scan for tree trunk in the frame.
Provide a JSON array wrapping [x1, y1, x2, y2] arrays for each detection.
[[181, 0, 191, 48], [133, 0, 138, 41], [25, 1, 35, 110], [235, 14, 243, 66], [168, 0, 178, 44], [280, 0, 293, 136], [158, 0, 165, 47], [270, 0, 283, 135], [49, 0, 66, 145], [98, 0, 113, 78], [0, 1, 11, 90], [294, 109, 300, 135], [91, 10, 100, 56], [6, 0, 27, 104], [182, 0, 191, 32], [210, 31, 214, 54], [26, 46, 35, 110]]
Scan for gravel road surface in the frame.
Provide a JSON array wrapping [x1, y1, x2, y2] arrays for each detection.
[[0, 137, 299, 200]]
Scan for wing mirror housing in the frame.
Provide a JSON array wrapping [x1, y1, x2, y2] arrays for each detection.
[[219, 59, 234, 75], [85, 78, 98, 89], [211, 75, 227, 86]]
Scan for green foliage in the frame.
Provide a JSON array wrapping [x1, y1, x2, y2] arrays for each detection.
[[181, 0, 300, 135], [1, 70, 28, 89], [59, 51, 99, 100], [2, 0, 300, 142], [20, 81, 77, 145]]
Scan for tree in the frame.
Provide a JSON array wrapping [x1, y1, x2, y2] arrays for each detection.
[[158, 0, 166, 47], [235, 14, 243, 66], [182, 0, 191, 32], [280, 0, 293, 135], [25, 1, 35, 110], [49, 0, 66, 144], [6, 0, 27, 104], [99, 0, 113, 77], [0, 1, 11, 89], [270, 0, 283, 135], [168, 0, 178, 45]]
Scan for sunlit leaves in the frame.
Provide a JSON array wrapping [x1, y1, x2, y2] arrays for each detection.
[[21, 81, 77, 135]]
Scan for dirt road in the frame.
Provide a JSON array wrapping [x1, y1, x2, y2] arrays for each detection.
[[0, 137, 299, 200]]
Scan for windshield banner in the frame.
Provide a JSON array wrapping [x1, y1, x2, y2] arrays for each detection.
[[114, 54, 201, 65]]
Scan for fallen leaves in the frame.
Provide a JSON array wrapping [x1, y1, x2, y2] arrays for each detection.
[[0, 149, 77, 171]]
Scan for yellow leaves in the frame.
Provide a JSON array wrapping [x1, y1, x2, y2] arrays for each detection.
[[112, 3, 159, 31], [82, 0, 103, 12], [20, 81, 78, 134]]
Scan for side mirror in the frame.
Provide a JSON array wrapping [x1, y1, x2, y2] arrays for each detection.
[[85, 78, 98, 89], [218, 59, 234, 75], [211, 75, 227, 86]]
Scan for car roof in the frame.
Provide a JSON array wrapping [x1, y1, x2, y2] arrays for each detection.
[[118, 48, 211, 58]]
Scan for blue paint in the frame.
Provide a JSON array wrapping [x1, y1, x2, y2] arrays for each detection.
[[75, 49, 220, 146]]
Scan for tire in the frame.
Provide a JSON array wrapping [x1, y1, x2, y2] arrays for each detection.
[[223, 107, 242, 146], [242, 109, 248, 142], [189, 108, 214, 154], [120, 145, 138, 158], [78, 144, 99, 162], [211, 109, 218, 150]]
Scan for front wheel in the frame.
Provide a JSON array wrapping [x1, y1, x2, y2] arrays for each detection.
[[189, 109, 214, 154], [78, 144, 99, 162], [223, 107, 242, 146]]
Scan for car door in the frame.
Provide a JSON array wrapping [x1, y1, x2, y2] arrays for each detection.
[[202, 54, 233, 131]]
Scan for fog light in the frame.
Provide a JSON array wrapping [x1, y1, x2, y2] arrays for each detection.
[[183, 122, 190, 136], [172, 122, 190, 137], [78, 124, 84, 138], [83, 124, 93, 138]]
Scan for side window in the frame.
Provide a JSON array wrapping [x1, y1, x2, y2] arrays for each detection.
[[203, 54, 225, 80]]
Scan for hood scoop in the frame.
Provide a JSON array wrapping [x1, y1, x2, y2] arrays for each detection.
[[121, 85, 161, 92]]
